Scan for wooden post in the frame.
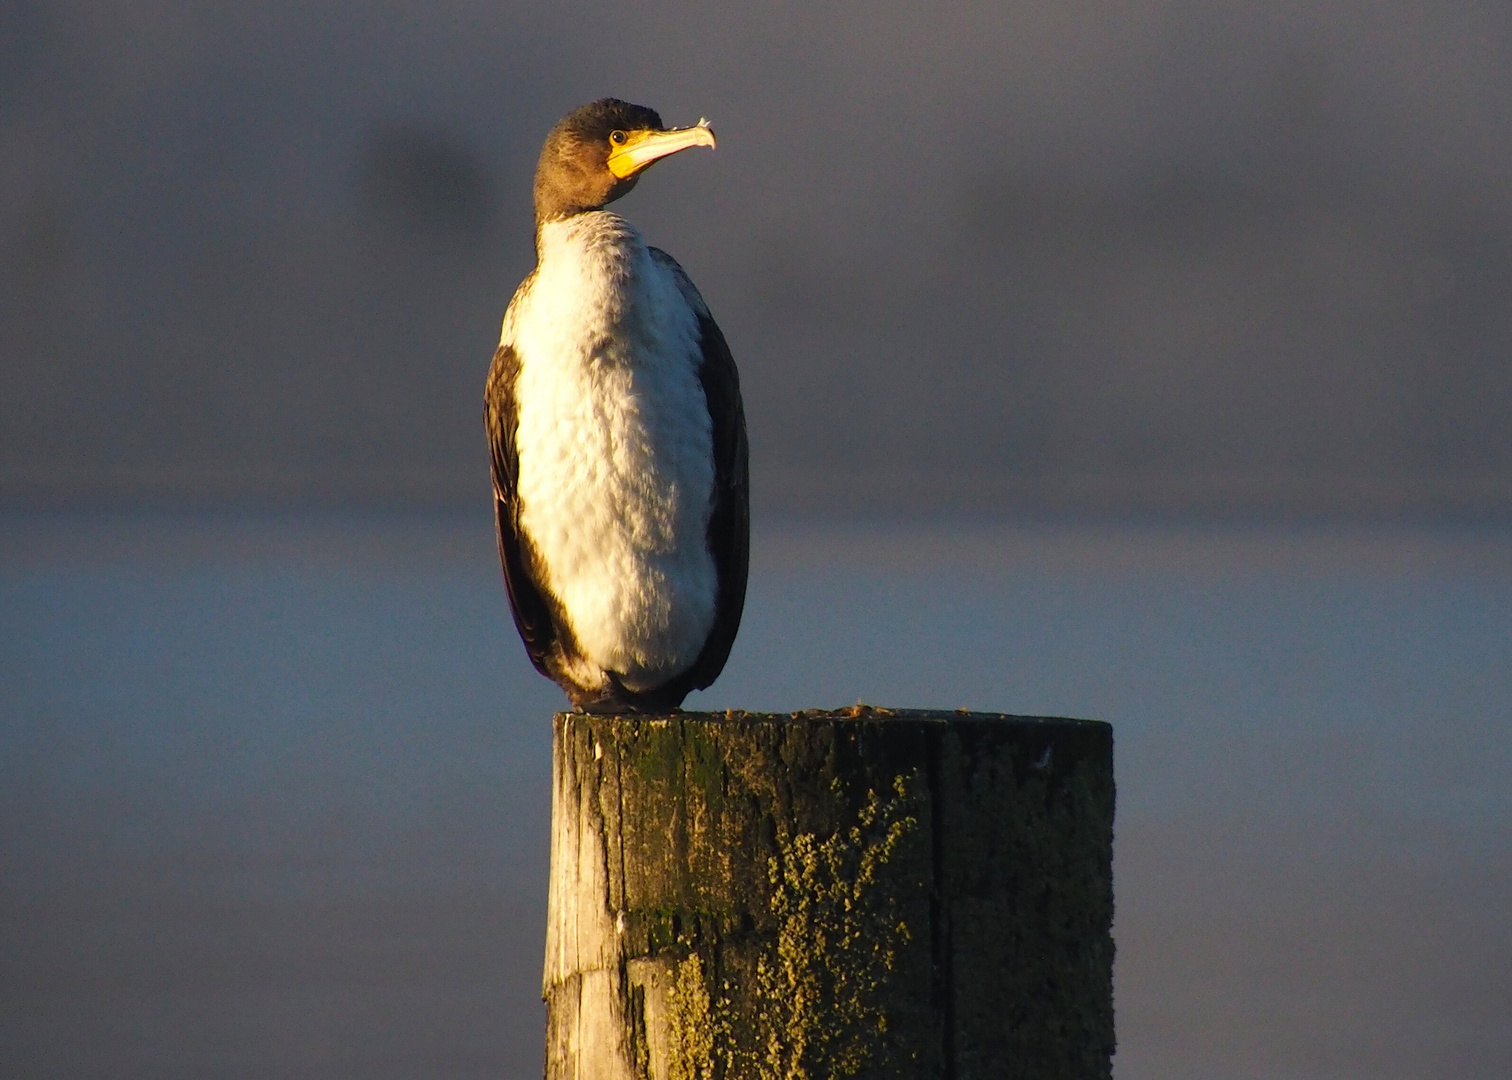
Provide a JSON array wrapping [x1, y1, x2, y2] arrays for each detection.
[[543, 707, 1114, 1080]]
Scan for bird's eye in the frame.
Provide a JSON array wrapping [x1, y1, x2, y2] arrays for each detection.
[[609, 130, 628, 146]]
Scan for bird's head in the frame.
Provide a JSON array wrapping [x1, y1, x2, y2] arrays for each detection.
[[533, 98, 716, 224]]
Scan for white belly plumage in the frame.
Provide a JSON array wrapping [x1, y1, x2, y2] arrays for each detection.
[[506, 212, 717, 692]]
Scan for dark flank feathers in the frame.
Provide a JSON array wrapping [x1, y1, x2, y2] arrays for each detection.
[[648, 248, 750, 703], [484, 337, 575, 686]]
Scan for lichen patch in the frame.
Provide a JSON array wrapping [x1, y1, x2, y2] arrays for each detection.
[[744, 774, 919, 1080]]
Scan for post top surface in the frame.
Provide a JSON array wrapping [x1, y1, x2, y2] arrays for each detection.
[[553, 704, 1107, 732]]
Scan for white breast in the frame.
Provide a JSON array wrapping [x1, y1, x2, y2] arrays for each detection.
[[505, 212, 717, 692]]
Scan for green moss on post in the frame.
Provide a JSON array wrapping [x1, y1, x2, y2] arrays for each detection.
[[543, 708, 1114, 1080]]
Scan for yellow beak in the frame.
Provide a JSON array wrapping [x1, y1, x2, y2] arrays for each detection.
[[607, 121, 717, 179]]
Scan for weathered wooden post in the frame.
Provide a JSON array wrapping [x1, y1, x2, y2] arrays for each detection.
[[543, 707, 1114, 1080]]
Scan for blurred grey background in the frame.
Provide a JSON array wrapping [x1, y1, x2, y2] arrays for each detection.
[[3, 0, 1510, 514]]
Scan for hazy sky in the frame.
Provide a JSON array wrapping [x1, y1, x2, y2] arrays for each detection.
[[3, 0, 1511, 513]]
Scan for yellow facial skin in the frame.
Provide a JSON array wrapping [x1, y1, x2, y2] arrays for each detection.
[[606, 122, 717, 179]]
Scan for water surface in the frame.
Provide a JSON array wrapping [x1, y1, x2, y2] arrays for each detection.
[[3, 511, 1509, 1079]]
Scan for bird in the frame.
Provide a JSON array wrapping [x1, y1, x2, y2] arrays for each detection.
[[484, 98, 749, 713]]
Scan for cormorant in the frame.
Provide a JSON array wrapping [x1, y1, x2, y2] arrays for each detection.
[[484, 99, 748, 712]]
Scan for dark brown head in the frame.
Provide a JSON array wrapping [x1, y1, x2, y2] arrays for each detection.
[[532, 98, 716, 225]]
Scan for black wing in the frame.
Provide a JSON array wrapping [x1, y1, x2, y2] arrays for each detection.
[[650, 248, 750, 697], [484, 341, 564, 682]]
